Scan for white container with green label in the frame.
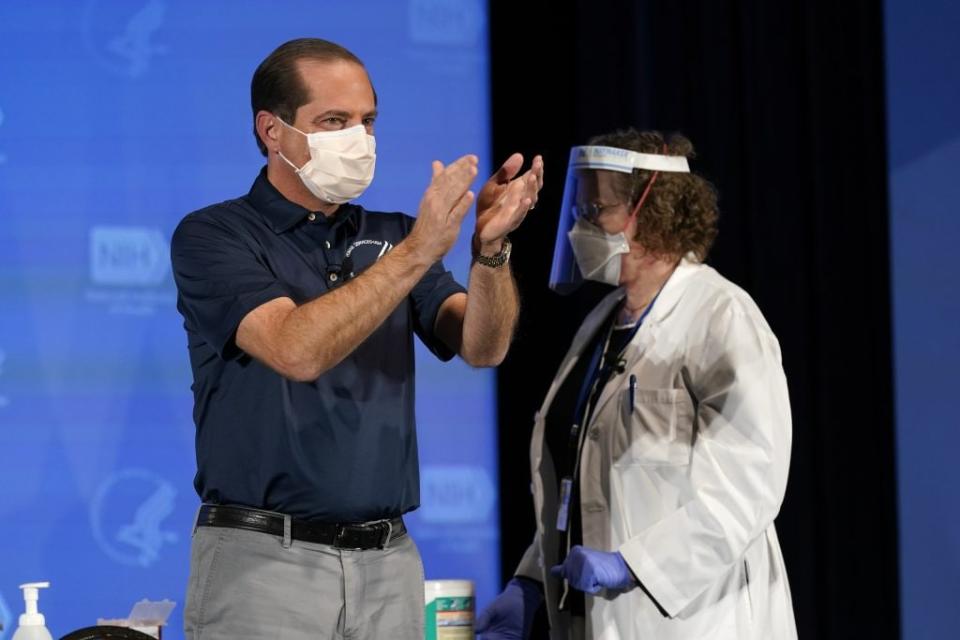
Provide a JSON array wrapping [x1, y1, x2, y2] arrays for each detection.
[[424, 579, 474, 640]]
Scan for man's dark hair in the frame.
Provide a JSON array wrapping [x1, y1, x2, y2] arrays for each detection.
[[251, 38, 370, 157]]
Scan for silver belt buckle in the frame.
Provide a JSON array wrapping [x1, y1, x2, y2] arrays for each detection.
[[333, 519, 394, 550], [371, 518, 393, 550]]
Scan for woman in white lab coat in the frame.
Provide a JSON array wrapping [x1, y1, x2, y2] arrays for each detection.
[[477, 130, 797, 640]]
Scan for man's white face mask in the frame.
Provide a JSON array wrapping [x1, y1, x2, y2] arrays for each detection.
[[566, 217, 631, 286], [277, 119, 376, 204]]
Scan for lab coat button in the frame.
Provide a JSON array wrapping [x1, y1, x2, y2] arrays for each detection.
[[588, 427, 601, 440]]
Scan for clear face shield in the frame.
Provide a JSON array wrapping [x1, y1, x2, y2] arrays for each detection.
[[548, 145, 690, 293]]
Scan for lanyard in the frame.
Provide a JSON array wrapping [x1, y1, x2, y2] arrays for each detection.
[[555, 291, 660, 537], [567, 291, 660, 456], [555, 291, 660, 609], [557, 291, 660, 611]]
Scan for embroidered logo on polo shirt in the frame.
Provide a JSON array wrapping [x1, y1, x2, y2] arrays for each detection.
[[346, 239, 394, 259], [344, 239, 394, 275]]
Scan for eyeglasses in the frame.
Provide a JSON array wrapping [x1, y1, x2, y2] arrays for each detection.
[[572, 202, 624, 223]]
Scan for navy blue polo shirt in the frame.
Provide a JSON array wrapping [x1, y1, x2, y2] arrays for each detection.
[[170, 168, 466, 523]]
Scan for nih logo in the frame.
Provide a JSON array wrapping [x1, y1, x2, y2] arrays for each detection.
[[89, 226, 169, 286], [408, 0, 484, 46], [420, 465, 495, 524]]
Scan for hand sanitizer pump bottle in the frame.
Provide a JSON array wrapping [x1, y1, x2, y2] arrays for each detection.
[[12, 582, 53, 640]]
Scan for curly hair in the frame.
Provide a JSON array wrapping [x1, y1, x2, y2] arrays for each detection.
[[587, 129, 719, 262]]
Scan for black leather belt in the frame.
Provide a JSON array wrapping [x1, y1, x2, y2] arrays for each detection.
[[197, 504, 406, 550]]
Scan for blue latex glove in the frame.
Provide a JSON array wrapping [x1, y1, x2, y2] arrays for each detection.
[[475, 577, 543, 639], [549, 545, 636, 594]]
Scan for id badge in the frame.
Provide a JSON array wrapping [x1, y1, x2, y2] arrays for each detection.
[[556, 477, 573, 531]]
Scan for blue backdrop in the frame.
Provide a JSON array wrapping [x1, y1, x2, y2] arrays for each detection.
[[0, 1, 498, 637], [885, 0, 960, 637]]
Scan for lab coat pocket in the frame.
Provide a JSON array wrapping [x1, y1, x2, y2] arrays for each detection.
[[615, 387, 694, 466]]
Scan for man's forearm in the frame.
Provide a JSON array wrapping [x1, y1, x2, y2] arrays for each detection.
[[460, 258, 519, 367], [273, 239, 432, 380]]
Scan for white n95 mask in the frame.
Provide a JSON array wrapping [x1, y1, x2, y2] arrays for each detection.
[[277, 120, 377, 204], [566, 217, 631, 286], [549, 144, 689, 293]]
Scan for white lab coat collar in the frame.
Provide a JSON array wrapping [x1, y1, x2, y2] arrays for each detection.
[[645, 253, 701, 326], [536, 254, 702, 427]]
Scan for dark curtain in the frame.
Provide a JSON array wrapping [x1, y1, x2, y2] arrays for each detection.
[[488, 1, 899, 638]]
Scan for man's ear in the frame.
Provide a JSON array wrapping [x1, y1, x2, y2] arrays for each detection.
[[256, 110, 280, 152]]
